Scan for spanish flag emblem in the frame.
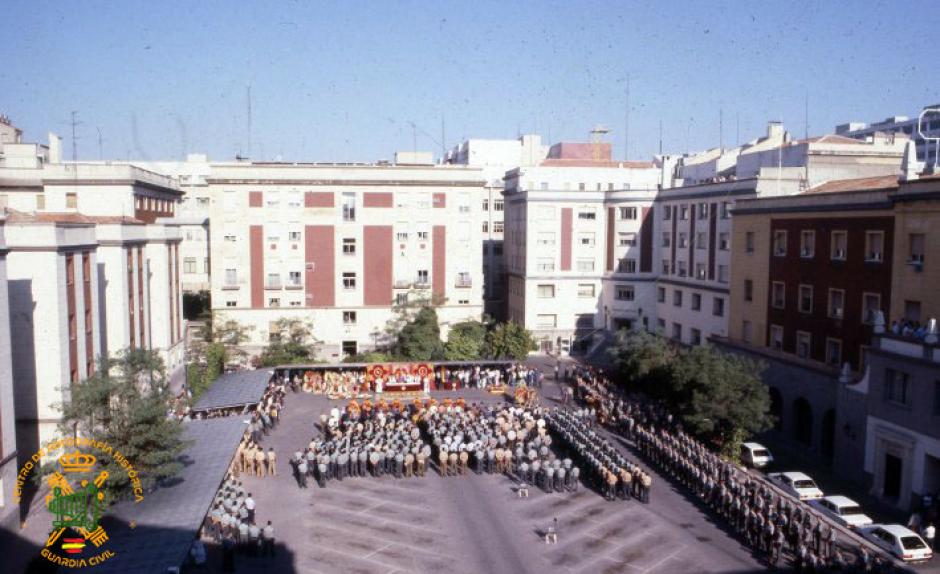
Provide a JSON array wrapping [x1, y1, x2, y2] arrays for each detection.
[[62, 537, 86, 554]]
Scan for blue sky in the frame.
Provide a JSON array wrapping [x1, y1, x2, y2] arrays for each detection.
[[2, 0, 937, 162]]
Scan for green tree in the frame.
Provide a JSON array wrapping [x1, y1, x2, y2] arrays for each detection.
[[396, 306, 444, 360], [55, 349, 189, 501], [669, 345, 772, 453], [258, 318, 319, 366], [608, 330, 678, 397], [343, 351, 392, 363], [484, 321, 537, 360], [444, 320, 487, 361], [212, 318, 252, 361]]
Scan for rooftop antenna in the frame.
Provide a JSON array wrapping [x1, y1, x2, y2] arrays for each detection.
[[719, 107, 723, 151], [658, 119, 663, 155], [247, 84, 252, 160], [624, 74, 630, 160], [804, 92, 809, 140], [441, 116, 446, 162], [408, 121, 417, 155], [590, 124, 610, 161], [735, 112, 740, 147], [70, 110, 81, 162], [96, 127, 103, 161]]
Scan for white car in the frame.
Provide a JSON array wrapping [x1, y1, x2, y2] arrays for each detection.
[[768, 471, 824, 500], [808, 495, 873, 529], [860, 524, 933, 562], [740, 442, 773, 468]]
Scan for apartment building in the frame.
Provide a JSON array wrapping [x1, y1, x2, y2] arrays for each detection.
[[206, 156, 486, 359], [655, 123, 907, 346], [0, 222, 15, 526], [444, 135, 549, 320], [837, 102, 940, 166], [504, 141, 663, 353]]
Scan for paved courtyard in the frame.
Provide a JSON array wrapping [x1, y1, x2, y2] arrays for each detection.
[[223, 370, 766, 574]]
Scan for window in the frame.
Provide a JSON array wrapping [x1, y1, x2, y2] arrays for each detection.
[[884, 368, 911, 407], [676, 261, 687, 277], [343, 311, 357, 325], [698, 203, 708, 219], [268, 297, 280, 308], [226, 300, 237, 308], [909, 233, 925, 263], [224, 233, 237, 242], [396, 229, 409, 242], [828, 289, 845, 319], [657, 318, 666, 332], [537, 232, 556, 246], [718, 265, 729, 283], [691, 293, 701, 311], [288, 230, 301, 241], [36, 194, 45, 210], [617, 259, 636, 273], [537, 314, 557, 328], [695, 232, 707, 250], [493, 221, 504, 233], [742, 320, 753, 343], [690, 328, 702, 345], [663, 205, 672, 220], [197, 197, 210, 206], [287, 192, 301, 207], [288, 271, 302, 287], [770, 325, 784, 350], [579, 233, 596, 247], [796, 331, 811, 358], [826, 338, 842, 366], [493, 244, 503, 256], [865, 230, 884, 262], [224, 268, 238, 285], [619, 207, 637, 220], [537, 284, 555, 298], [862, 292, 881, 323], [695, 263, 706, 279], [679, 205, 689, 220], [494, 200, 504, 212], [482, 199, 489, 211], [745, 231, 755, 253], [482, 221, 489, 233], [904, 300, 922, 322], [184, 258, 196, 274], [721, 202, 730, 219], [831, 230, 847, 260], [266, 191, 280, 207], [342, 341, 358, 357], [744, 279, 753, 302], [536, 258, 555, 272], [416, 269, 429, 285], [576, 259, 595, 272], [266, 273, 281, 289], [578, 284, 595, 297], [662, 232, 671, 248], [672, 322, 682, 341], [800, 230, 815, 258], [798, 285, 814, 313], [267, 229, 280, 242], [577, 210, 596, 220], [661, 260, 670, 275], [657, 287, 666, 303], [342, 192, 356, 221], [773, 230, 787, 256], [712, 297, 725, 317], [673, 289, 683, 307], [615, 285, 635, 301], [772, 282, 786, 309], [342, 272, 357, 290], [619, 232, 636, 246], [395, 293, 408, 306], [458, 193, 471, 213], [678, 233, 688, 248], [719, 232, 729, 251], [417, 225, 429, 241], [578, 182, 586, 191], [66, 192, 78, 209], [343, 238, 356, 255]]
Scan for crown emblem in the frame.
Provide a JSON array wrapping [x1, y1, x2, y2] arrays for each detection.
[[58, 452, 96, 473]]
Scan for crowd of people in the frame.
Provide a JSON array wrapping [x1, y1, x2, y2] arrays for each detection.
[[547, 409, 651, 502], [561, 364, 897, 572], [889, 318, 938, 342]]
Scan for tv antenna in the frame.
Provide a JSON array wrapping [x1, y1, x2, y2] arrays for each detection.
[[70, 111, 82, 162]]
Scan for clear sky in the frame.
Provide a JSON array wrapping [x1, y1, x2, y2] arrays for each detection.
[[3, 0, 937, 163]]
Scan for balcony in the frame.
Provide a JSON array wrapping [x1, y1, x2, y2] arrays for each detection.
[[455, 276, 472, 288], [265, 282, 283, 291], [394, 279, 413, 289]]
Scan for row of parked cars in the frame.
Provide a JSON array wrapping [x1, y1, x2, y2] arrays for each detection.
[[741, 442, 933, 563]]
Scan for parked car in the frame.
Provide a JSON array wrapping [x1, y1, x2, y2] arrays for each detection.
[[740, 442, 773, 468], [859, 524, 933, 562], [768, 471, 824, 500], [809, 495, 873, 529]]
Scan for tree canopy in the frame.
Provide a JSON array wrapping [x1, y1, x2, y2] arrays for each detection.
[[484, 321, 537, 360], [258, 317, 319, 366], [395, 306, 444, 361], [55, 349, 189, 501], [444, 320, 487, 361]]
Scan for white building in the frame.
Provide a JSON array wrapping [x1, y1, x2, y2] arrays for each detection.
[[0, 221, 16, 526], [504, 141, 663, 353], [444, 135, 549, 319], [206, 158, 487, 359], [836, 103, 940, 168]]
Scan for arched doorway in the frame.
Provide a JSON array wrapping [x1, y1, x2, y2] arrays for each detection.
[[794, 398, 813, 446], [769, 387, 784, 431], [821, 409, 836, 461]]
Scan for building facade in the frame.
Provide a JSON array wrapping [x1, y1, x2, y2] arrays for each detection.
[[206, 160, 487, 359], [836, 103, 940, 167], [0, 222, 15, 526]]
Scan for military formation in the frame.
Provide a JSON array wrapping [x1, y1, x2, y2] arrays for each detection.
[[204, 476, 276, 558], [546, 409, 651, 502]]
